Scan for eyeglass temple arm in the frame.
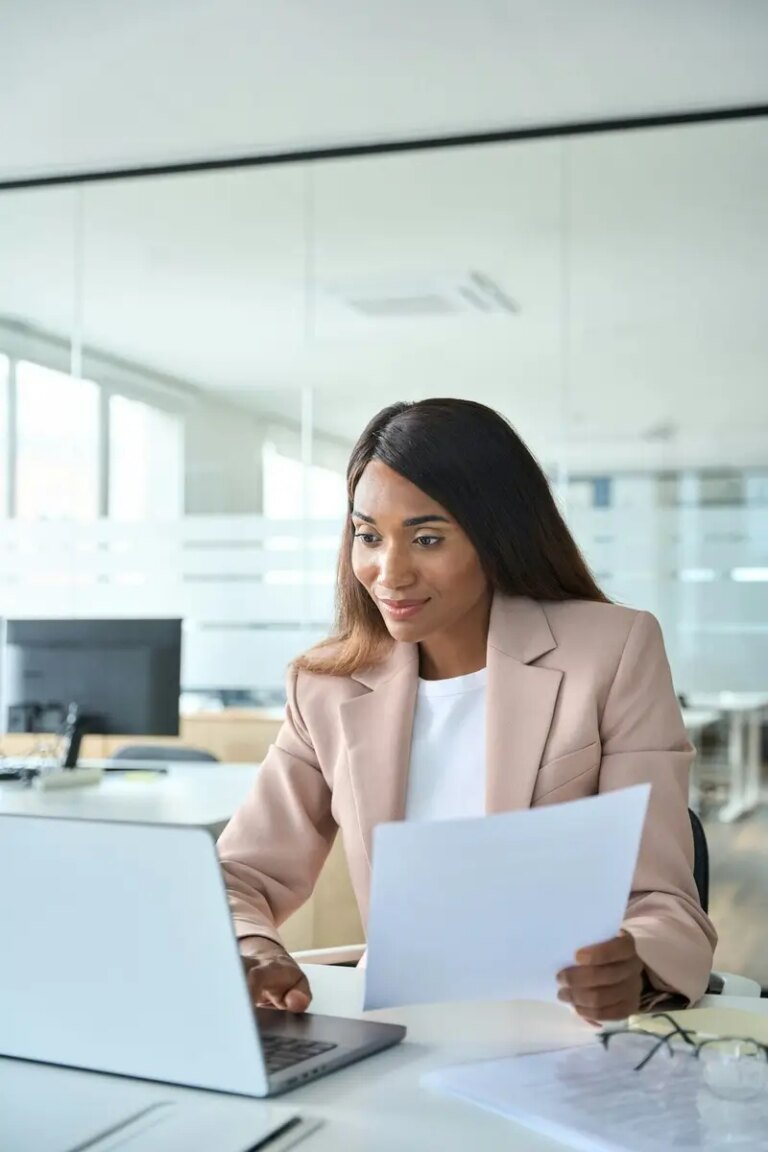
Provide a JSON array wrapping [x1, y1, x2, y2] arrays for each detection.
[[634, 1034, 670, 1071]]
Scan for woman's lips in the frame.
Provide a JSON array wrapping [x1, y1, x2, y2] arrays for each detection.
[[378, 598, 430, 621]]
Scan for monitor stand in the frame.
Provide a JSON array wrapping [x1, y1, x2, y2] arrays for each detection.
[[0, 704, 102, 789], [59, 702, 90, 769]]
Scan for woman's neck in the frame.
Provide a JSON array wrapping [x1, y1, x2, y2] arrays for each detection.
[[418, 596, 491, 681]]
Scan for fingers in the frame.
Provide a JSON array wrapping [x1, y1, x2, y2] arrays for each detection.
[[557, 931, 643, 1021], [244, 957, 313, 1014], [261, 985, 312, 1012], [558, 958, 641, 991], [557, 966, 643, 1020], [271, 972, 312, 1013], [284, 987, 312, 1013], [574, 932, 637, 966], [565, 993, 641, 1023], [557, 978, 642, 1015]]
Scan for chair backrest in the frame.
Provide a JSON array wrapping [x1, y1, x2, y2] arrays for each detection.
[[688, 808, 709, 914], [111, 744, 219, 763]]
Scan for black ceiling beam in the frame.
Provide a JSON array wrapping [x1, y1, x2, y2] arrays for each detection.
[[1, 102, 767, 193]]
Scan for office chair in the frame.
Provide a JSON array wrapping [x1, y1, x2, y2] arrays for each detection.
[[292, 807, 761, 998], [689, 808, 710, 913], [110, 744, 219, 763]]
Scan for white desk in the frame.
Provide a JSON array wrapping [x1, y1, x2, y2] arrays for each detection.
[[681, 707, 722, 737], [687, 692, 768, 823], [0, 762, 258, 837], [3, 968, 767, 1152], [286, 970, 768, 1150]]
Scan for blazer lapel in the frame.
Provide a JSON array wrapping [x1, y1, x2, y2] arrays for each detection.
[[340, 595, 562, 865], [485, 596, 563, 813], [340, 641, 418, 869]]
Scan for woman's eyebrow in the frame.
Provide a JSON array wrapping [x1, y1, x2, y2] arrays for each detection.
[[351, 510, 450, 527]]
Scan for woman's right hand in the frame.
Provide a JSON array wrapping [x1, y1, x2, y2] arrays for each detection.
[[241, 939, 312, 1013]]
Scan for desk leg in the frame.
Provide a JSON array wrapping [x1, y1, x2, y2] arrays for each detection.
[[744, 710, 764, 811], [718, 712, 755, 823], [687, 726, 703, 816]]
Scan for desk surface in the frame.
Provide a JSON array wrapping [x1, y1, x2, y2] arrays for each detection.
[[287, 970, 768, 1150], [687, 692, 768, 713], [0, 762, 258, 833], [681, 706, 722, 730], [3, 968, 767, 1152]]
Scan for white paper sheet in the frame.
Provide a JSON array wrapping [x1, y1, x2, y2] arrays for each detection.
[[364, 784, 650, 1010], [424, 1044, 768, 1151]]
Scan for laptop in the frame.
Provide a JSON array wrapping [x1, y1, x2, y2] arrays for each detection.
[[0, 814, 405, 1097]]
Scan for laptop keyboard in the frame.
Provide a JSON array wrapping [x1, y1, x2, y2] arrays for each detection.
[[261, 1034, 338, 1074]]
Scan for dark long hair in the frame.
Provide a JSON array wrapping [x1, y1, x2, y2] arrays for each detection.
[[295, 398, 607, 676]]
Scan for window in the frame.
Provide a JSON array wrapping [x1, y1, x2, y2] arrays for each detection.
[[262, 441, 345, 585], [263, 441, 346, 520], [109, 395, 183, 520], [15, 361, 100, 520]]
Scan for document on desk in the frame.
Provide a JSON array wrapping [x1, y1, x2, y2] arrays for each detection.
[[424, 1044, 768, 1151], [364, 784, 650, 1010]]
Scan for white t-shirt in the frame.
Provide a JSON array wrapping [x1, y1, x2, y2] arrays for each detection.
[[404, 667, 487, 822]]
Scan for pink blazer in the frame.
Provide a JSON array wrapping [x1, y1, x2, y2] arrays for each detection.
[[218, 595, 717, 1004]]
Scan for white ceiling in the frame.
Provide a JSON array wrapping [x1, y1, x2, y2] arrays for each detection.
[[1, 0, 767, 180], [0, 3, 767, 471]]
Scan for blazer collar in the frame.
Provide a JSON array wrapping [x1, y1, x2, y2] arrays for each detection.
[[487, 593, 557, 664], [341, 595, 562, 870], [350, 593, 558, 688]]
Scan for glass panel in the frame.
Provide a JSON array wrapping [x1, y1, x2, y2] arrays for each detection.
[[80, 167, 307, 519], [109, 394, 183, 520], [311, 143, 564, 469], [0, 353, 8, 516], [0, 185, 79, 528], [80, 169, 309, 701], [309, 141, 565, 602], [565, 119, 768, 693], [263, 440, 346, 521], [564, 118, 768, 991], [15, 360, 100, 521]]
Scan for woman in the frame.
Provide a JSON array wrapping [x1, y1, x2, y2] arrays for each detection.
[[218, 398, 716, 1022]]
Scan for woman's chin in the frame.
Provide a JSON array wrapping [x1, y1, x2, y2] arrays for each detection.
[[381, 616, 430, 642]]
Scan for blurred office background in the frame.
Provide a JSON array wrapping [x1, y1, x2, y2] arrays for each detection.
[[1, 2, 767, 980]]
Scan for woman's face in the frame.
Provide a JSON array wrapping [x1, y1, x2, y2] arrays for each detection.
[[351, 460, 490, 643]]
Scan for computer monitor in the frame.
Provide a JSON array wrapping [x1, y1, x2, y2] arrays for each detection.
[[3, 619, 182, 739]]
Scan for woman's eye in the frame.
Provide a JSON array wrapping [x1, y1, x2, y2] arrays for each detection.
[[353, 532, 380, 545], [415, 535, 442, 547]]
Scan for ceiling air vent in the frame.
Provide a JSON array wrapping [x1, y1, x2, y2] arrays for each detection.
[[332, 272, 518, 319]]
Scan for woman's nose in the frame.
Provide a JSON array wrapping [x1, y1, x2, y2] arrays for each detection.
[[377, 543, 415, 589]]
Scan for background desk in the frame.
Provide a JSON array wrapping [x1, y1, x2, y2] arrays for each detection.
[[0, 760, 363, 954], [3, 968, 767, 1152], [681, 706, 722, 814], [0, 707, 287, 765], [0, 761, 257, 837], [687, 692, 768, 823]]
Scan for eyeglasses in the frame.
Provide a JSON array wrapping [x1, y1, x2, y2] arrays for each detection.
[[598, 1013, 768, 1102]]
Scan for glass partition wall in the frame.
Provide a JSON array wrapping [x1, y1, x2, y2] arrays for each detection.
[[1, 111, 767, 977], [1, 120, 766, 697]]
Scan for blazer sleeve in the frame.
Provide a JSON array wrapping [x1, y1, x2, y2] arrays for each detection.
[[217, 667, 337, 955], [598, 610, 717, 1005]]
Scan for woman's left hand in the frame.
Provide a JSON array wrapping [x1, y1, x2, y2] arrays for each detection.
[[557, 930, 644, 1022]]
